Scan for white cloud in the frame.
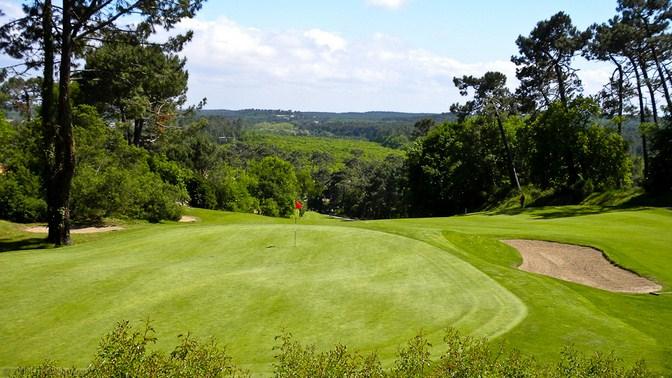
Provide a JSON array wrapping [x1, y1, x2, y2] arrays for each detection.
[[173, 17, 611, 112], [304, 29, 347, 52], [366, 0, 408, 10]]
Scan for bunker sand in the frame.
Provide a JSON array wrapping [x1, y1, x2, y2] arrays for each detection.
[[502, 239, 661, 294], [24, 226, 123, 234]]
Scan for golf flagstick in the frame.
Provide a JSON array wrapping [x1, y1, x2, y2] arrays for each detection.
[[294, 214, 297, 247], [293, 200, 302, 247]]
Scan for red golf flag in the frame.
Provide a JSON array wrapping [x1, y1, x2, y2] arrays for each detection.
[[294, 200, 303, 210]]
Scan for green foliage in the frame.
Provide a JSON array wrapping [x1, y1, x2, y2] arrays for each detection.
[[14, 324, 646, 378], [186, 175, 218, 210], [324, 155, 407, 218], [0, 166, 46, 222], [275, 329, 651, 378], [512, 11, 589, 109], [580, 124, 632, 189], [250, 156, 299, 217], [240, 134, 403, 170], [273, 332, 384, 377], [13, 321, 247, 377], [392, 334, 432, 377], [208, 164, 259, 213], [0, 115, 46, 222], [71, 106, 186, 224], [646, 126, 672, 194], [78, 33, 189, 146], [518, 98, 631, 193], [408, 118, 508, 216]]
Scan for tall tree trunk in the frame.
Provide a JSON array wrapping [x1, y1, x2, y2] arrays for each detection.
[[650, 45, 672, 111], [41, 0, 58, 244], [23, 88, 32, 122], [49, 0, 74, 246], [639, 57, 659, 125], [610, 55, 624, 134], [133, 118, 144, 146], [663, 61, 672, 95], [553, 62, 578, 184], [554, 63, 568, 107], [630, 57, 649, 180], [493, 110, 521, 191]]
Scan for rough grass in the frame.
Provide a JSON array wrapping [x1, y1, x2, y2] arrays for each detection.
[[1, 205, 671, 374]]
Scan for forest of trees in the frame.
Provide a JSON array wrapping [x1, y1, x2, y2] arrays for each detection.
[[1, 0, 672, 245]]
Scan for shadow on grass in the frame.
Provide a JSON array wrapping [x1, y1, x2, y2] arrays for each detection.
[[0, 237, 51, 253], [490, 193, 671, 220]]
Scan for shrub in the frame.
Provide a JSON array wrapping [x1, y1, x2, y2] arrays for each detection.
[[273, 332, 384, 378], [0, 167, 46, 223], [10, 324, 655, 377], [250, 157, 299, 217], [186, 174, 217, 210]]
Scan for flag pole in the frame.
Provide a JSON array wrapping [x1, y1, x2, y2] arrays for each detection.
[[294, 214, 297, 247], [293, 200, 302, 248]]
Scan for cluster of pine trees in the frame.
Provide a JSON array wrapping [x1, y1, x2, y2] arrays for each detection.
[[1, 0, 672, 244]]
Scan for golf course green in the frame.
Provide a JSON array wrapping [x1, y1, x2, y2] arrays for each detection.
[[0, 206, 671, 374]]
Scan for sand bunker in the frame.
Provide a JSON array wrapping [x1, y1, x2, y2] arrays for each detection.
[[24, 226, 123, 234], [502, 239, 661, 294], [179, 216, 198, 223]]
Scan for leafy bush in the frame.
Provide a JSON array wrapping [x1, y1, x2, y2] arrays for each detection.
[[646, 126, 672, 194], [208, 164, 259, 213], [186, 174, 217, 210], [250, 156, 299, 217], [11, 323, 654, 377], [0, 114, 46, 223], [0, 167, 46, 222], [273, 332, 384, 377]]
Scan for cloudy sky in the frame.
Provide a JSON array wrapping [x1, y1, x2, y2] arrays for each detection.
[[1, 0, 619, 112]]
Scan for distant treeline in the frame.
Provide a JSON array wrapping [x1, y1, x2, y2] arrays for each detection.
[[192, 109, 648, 155], [188, 109, 456, 148]]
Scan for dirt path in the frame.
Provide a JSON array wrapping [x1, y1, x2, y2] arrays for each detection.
[[24, 226, 123, 234], [502, 239, 661, 294]]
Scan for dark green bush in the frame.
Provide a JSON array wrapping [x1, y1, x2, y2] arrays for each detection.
[[646, 126, 672, 194], [208, 164, 259, 213], [0, 167, 46, 223], [250, 157, 299, 217], [186, 175, 218, 210]]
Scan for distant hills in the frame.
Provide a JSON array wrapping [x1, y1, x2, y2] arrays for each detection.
[[197, 109, 456, 124]]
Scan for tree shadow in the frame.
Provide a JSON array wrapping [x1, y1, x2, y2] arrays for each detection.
[[0, 237, 51, 253], [494, 202, 669, 220], [488, 191, 671, 220]]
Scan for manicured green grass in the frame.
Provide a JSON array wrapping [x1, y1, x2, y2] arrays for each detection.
[[0, 206, 671, 374], [358, 206, 672, 372], [0, 212, 523, 374]]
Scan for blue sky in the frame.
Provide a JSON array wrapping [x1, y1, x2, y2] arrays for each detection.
[[1, 0, 621, 112]]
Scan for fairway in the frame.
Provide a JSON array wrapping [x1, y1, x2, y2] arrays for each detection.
[[0, 221, 525, 373]]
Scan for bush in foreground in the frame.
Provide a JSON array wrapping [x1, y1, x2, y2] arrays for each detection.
[[11, 322, 653, 377]]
